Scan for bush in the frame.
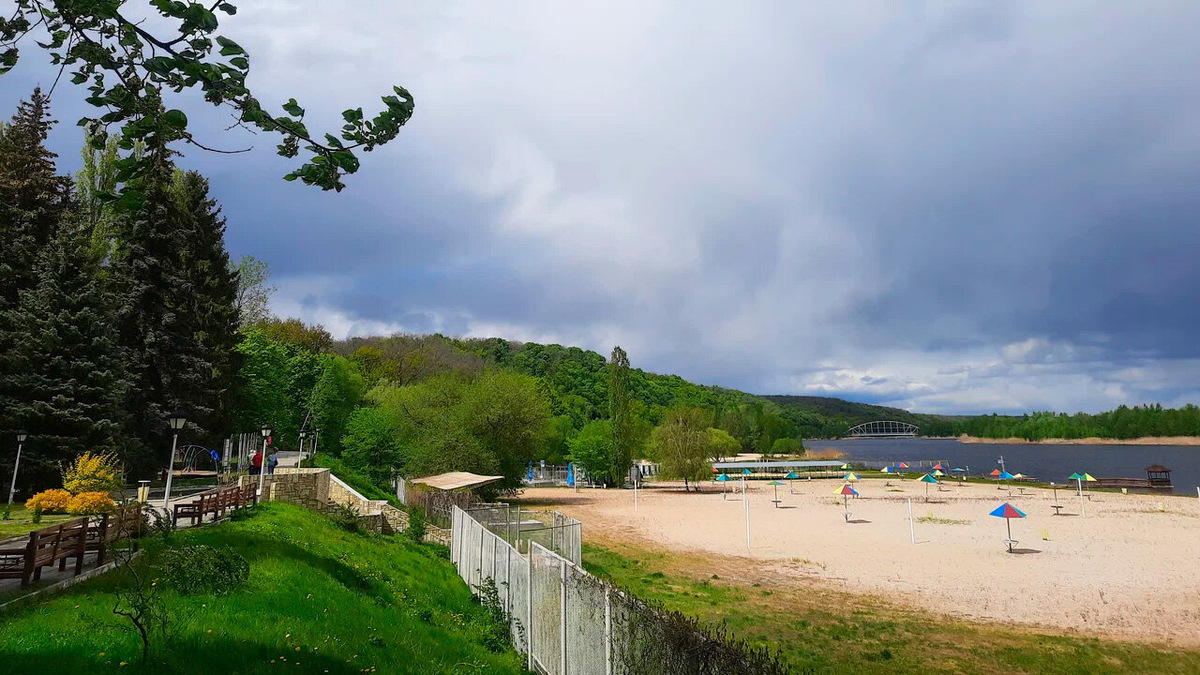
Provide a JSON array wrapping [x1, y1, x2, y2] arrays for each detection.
[[62, 451, 124, 494], [159, 545, 250, 595], [26, 489, 72, 514], [330, 502, 362, 533], [405, 508, 427, 543], [66, 491, 117, 515]]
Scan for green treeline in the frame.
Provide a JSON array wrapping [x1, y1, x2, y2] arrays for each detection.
[[947, 405, 1200, 441]]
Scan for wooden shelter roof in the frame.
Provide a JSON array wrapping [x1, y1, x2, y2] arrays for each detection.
[[410, 471, 504, 492]]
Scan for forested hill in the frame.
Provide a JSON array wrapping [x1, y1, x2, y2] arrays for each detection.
[[760, 396, 960, 438]]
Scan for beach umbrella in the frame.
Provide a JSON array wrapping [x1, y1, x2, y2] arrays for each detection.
[[917, 472, 939, 501], [835, 483, 859, 521], [991, 468, 1002, 488], [933, 469, 945, 477], [742, 468, 753, 475], [841, 463, 851, 470], [1068, 472, 1084, 496], [1013, 473, 1026, 479], [989, 502, 1027, 553], [768, 480, 785, 507], [933, 463, 944, 471], [880, 466, 895, 474], [898, 462, 910, 469], [998, 472, 1015, 490], [716, 472, 730, 498], [844, 472, 860, 482], [785, 471, 799, 493], [1083, 473, 1097, 482]]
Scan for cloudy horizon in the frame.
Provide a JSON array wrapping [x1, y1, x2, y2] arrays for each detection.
[[6, 1, 1200, 416]]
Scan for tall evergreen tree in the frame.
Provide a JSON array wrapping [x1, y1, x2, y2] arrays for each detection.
[[170, 170, 240, 448], [0, 89, 74, 438], [106, 147, 193, 473], [0, 88, 72, 305], [0, 216, 130, 491]]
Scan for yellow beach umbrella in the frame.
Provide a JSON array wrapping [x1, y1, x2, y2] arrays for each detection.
[[843, 472, 860, 482], [933, 469, 945, 477]]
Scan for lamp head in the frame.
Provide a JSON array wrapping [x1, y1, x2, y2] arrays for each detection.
[[168, 411, 187, 431], [299, 430, 308, 440], [16, 430, 28, 443], [260, 424, 273, 438]]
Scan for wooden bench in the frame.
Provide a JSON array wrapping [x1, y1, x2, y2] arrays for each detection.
[[0, 518, 89, 588], [172, 485, 257, 526]]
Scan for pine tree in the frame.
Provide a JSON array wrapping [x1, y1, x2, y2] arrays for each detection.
[[0, 89, 75, 438], [0, 88, 72, 305], [107, 148, 192, 472], [169, 170, 240, 448], [0, 215, 130, 491]]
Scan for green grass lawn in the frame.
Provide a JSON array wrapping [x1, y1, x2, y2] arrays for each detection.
[[582, 543, 1200, 675], [0, 503, 527, 674], [0, 505, 74, 540]]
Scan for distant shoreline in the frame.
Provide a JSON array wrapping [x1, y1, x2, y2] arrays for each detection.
[[953, 434, 1200, 446]]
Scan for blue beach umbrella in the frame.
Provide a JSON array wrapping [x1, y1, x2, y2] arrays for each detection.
[[785, 471, 799, 493]]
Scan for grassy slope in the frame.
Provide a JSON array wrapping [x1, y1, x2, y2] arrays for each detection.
[[0, 503, 526, 675], [582, 542, 1200, 675]]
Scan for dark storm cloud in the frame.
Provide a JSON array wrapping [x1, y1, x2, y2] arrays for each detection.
[[6, 1, 1200, 413]]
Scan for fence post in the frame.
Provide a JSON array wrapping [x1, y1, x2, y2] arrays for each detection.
[[505, 544, 512, 616], [560, 558, 567, 675], [527, 546, 534, 671], [604, 585, 613, 675], [477, 521, 485, 590], [516, 505, 522, 553]]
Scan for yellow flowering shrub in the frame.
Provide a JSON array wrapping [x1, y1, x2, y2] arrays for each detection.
[[66, 491, 117, 515], [62, 451, 124, 494], [26, 489, 72, 514]]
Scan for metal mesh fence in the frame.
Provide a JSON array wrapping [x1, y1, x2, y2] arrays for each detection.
[[451, 506, 787, 675]]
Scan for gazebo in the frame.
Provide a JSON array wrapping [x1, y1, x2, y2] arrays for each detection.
[[1145, 465, 1172, 488]]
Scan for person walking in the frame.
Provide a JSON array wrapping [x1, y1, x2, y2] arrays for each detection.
[[251, 449, 263, 476], [267, 450, 279, 475]]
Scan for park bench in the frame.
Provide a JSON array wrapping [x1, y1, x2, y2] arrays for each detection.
[[0, 518, 90, 588], [172, 484, 257, 526]]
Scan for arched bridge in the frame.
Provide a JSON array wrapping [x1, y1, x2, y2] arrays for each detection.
[[846, 421, 919, 437]]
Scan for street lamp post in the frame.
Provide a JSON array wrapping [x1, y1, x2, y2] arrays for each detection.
[[312, 428, 320, 460], [298, 430, 308, 469], [256, 424, 272, 502], [7, 430, 28, 507], [162, 412, 187, 509]]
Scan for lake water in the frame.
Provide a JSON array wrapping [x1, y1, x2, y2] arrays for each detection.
[[805, 437, 1200, 496]]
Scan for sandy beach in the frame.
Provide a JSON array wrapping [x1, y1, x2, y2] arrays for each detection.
[[519, 478, 1200, 645]]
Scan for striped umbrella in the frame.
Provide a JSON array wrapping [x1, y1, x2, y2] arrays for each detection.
[[989, 502, 1027, 553], [835, 483, 859, 521]]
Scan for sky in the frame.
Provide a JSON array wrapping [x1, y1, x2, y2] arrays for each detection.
[[6, 1, 1200, 415]]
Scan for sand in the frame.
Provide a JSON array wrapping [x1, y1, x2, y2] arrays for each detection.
[[519, 479, 1200, 644]]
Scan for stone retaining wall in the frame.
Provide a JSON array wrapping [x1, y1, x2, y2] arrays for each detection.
[[240, 468, 448, 544]]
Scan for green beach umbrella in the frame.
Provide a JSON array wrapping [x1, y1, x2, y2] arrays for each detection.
[[841, 463, 851, 470], [1068, 472, 1084, 496], [768, 480, 785, 507]]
